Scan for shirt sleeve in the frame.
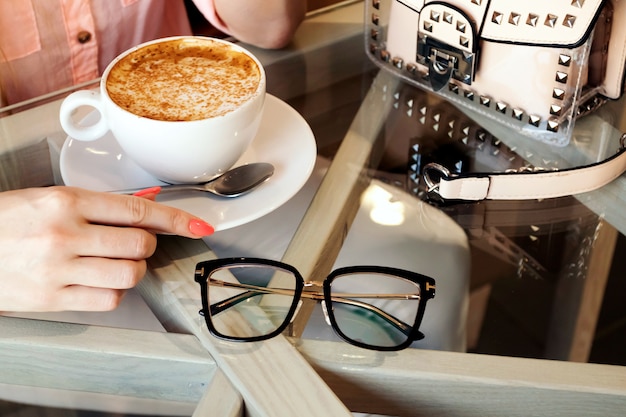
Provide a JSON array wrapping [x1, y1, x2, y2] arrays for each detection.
[[190, 0, 231, 35]]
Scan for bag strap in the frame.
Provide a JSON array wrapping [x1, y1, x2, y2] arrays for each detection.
[[424, 134, 626, 201]]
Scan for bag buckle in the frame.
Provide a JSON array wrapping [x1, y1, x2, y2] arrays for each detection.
[[417, 36, 476, 92], [423, 162, 452, 193]]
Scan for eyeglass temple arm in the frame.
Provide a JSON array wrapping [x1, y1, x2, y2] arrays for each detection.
[[204, 280, 423, 339], [205, 279, 300, 316], [327, 295, 423, 339]]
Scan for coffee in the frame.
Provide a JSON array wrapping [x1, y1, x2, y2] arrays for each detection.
[[106, 37, 261, 121]]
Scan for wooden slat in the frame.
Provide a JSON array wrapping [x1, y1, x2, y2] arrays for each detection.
[[546, 219, 619, 362], [0, 316, 214, 404], [281, 69, 400, 336], [297, 338, 626, 417], [193, 369, 244, 417]]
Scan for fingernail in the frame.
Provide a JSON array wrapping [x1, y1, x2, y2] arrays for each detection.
[[189, 219, 215, 236], [133, 186, 162, 197]]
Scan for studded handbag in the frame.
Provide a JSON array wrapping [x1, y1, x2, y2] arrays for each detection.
[[367, 0, 626, 146]]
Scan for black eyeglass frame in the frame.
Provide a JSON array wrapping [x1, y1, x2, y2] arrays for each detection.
[[194, 257, 436, 351]]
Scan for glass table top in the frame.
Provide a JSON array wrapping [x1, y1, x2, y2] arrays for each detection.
[[0, 0, 623, 366]]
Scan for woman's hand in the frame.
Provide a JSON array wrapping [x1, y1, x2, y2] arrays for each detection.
[[0, 186, 214, 312]]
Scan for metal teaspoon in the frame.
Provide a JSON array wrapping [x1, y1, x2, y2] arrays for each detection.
[[115, 162, 275, 197]]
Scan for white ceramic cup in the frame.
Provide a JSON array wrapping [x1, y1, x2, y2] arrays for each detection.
[[59, 36, 266, 184]]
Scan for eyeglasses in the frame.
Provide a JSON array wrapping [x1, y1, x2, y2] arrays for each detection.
[[194, 257, 436, 351]]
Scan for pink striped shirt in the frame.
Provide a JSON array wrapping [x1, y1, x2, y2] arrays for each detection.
[[0, 0, 228, 105]]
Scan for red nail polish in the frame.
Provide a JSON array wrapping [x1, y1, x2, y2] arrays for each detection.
[[189, 219, 214, 236], [133, 186, 162, 197]]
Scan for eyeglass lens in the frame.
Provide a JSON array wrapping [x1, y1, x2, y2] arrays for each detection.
[[328, 272, 421, 349], [207, 264, 298, 340]]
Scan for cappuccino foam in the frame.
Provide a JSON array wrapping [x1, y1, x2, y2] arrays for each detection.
[[106, 38, 261, 121]]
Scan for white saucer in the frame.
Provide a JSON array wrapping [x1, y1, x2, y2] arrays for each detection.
[[60, 94, 317, 231]]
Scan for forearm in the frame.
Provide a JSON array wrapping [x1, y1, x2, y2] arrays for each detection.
[[212, 0, 306, 49]]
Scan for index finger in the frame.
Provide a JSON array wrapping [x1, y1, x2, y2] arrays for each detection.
[[75, 187, 214, 237]]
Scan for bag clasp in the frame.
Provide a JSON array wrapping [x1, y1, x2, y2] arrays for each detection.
[[418, 36, 476, 92]]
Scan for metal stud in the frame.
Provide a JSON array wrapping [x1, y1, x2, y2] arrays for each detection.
[[558, 54, 572, 67], [457, 21, 466, 32], [471, 0, 482, 5], [492, 12, 503, 24], [372, 14, 379, 25], [509, 12, 521, 25], [545, 14, 558, 28], [480, 96, 491, 107], [496, 102, 508, 113], [460, 36, 469, 47], [550, 104, 562, 116], [424, 21, 433, 32], [430, 10, 440, 22], [553, 88, 565, 100], [547, 119, 560, 132], [512, 109, 524, 120], [571, 0, 585, 8], [380, 49, 390, 62], [392, 57, 404, 69], [464, 90, 475, 100], [449, 83, 460, 94], [406, 63, 418, 75], [444, 12, 453, 24], [372, 0, 380, 10], [527, 14, 539, 27], [555, 71, 568, 83], [528, 115, 541, 127], [563, 15, 576, 28], [371, 29, 379, 40]]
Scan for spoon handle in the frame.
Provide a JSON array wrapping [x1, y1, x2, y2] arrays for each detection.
[[152, 183, 209, 193], [111, 183, 211, 195]]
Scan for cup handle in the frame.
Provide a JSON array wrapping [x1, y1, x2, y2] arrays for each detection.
[[59, 90, 109, 141]]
